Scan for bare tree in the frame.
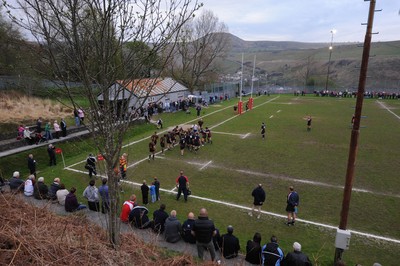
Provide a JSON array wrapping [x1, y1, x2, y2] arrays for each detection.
[[169, 9, 230, 91], [6, 0, 201, 248], [296, 54, 317, 90]]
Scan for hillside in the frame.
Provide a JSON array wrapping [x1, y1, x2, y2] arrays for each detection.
[[222, 33, 400, 90]]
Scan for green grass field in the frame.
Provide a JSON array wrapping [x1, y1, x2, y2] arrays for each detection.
[[2, 94, 399, 265]]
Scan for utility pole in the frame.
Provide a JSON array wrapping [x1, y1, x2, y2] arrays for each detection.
[[334, 0, 378, 264]]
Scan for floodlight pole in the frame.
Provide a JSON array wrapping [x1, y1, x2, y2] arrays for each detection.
[[324, 29, 335, 91], [334, 0, 376, 264]]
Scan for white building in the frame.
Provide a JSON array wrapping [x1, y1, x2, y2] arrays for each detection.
[[97, 77, 189, 111]]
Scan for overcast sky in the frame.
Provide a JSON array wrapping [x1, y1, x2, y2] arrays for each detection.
[[198, 0, 399, 43]]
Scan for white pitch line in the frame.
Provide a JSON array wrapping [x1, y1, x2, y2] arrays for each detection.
[[277, 110, 281, 113], [269, 115, 274, 119], [377, 100, 400, 121], [199, 160, 213, 171], [119, 179, 400, 245], [213, 131, 245, 137], [241, 133, 250, 139]]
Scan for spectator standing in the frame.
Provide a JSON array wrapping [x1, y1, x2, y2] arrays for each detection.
[[36, 117, 43, 133], [33, 176, 48, 200], [220, 225, 240, 259], [53, 120, 61, 139], [86, 154, 97, 178], [74, 109, 80, 126], [120, 194, 136, 223], [261, 235, 284, 266], [23, 175, 35, 196], [249, 184, 266, 219], [56, 183, 69, 205], [245, 232, 262, 265], [78, 108, 85, 123], [196, 105, 202, 117], [182, 212, 196, 244], [65, 187, 87, 212], [149, 182, 156, 203], [47, 144, 56, 166], [27, 154, 37, 176], [286, 186, 300, 226], [154, 177, 160, 201], [44, 122, 53, 141], [164, 210, 182, 243], [98, 178, 110, 214], [284, 242, 312, 266], [141, 180, 149, 205], [48, 177, 61, 200], [9, 171, 24, 192], [152, 203, 169, 234], [83, 179, 100, 212], [176, 170, 189, 202], [60, 118, 67, 137], [191, 208, 217, 262], [119, 153, 128, 179]]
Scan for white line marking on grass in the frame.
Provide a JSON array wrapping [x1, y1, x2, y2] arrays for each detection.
[[377, 100, 400, 120], [277, 110, 281, 113], [119, 179, 400, 245], [241, 133, 250, 139], [199, 160, 213, 171], [269, 115, 274, 119], [213, 131, 245, 137]]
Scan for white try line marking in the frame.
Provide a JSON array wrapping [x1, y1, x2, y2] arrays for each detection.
[[377, 100, 400, 121], [199, 160, 213, 171]]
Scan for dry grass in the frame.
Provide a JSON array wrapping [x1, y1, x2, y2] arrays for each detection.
[[0, 91, 72, 124], [0, 193, 203, 266]]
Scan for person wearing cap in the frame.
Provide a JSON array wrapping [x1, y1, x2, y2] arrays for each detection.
[[261, 235, 284, 266], [33, 176, 49, 200], [48, 177, 61, 200], [284, 242, 312, 266], [219, 225, 240, 259], [249, 184, 266, 219]]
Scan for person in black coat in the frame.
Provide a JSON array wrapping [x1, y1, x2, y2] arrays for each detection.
[[60, 118, 67, 137], [191, 208, 217, 261], [86, 154, 97, 178], [33, 177, 48, 200], [27, 154, 37, 176], [245, 232, 262, 265], [152, 203, 169, 233], [219, 225, 240, 259], [249, 184, 266, 219], [47, 144, 56, 166], [141, 180, 149, 205], [284, 242, 312, 266], [154, 177, 160, 201], [129, 206, 151, 229], [182, 212, 196, 244]]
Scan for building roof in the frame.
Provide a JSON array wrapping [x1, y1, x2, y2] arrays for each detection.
[[116, 77, 188, 98]]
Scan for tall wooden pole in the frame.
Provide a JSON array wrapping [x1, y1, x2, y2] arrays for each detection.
[[334, 0, 376, 264]]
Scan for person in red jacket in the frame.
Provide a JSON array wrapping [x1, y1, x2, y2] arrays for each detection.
[[120, 194, 136, 223]]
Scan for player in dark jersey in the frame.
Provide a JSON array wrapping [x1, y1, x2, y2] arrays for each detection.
[[261, 122, 266, 139], [205, 127, 212, 144], [160, 134, 166, 154], [148, 141, 156, 161]]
